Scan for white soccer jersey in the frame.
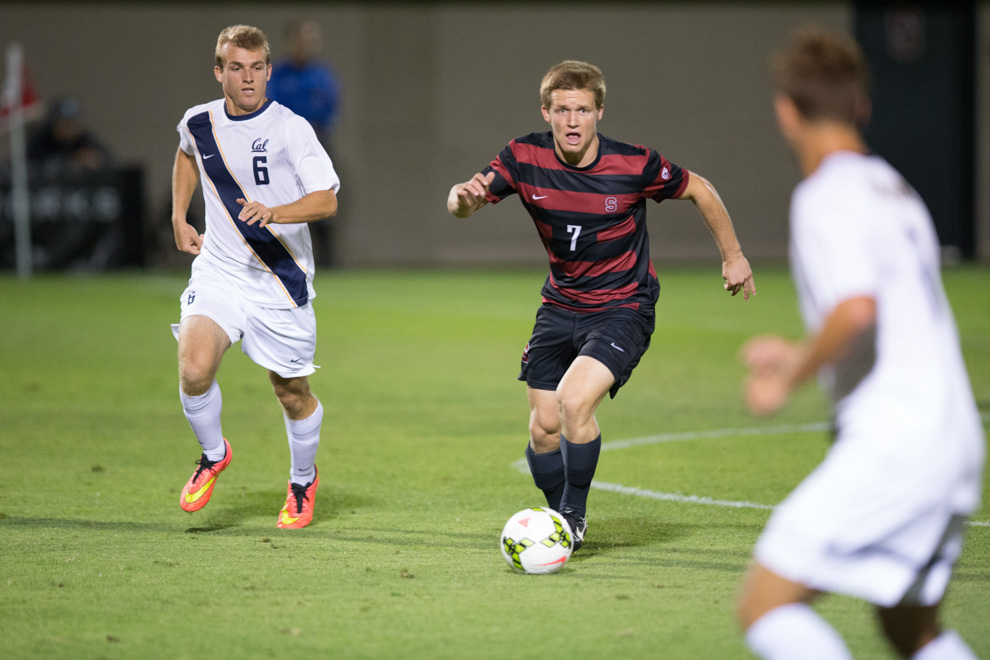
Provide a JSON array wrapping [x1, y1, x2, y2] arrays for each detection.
[[177, 99, 339, 308], [789, 151, 984, 509], [754, 150, 985, 607]]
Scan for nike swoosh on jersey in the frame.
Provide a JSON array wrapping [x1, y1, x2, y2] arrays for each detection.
[[610, 342, 626, 352], [532, 194, 548, 200], [203, 153, 215, 159]]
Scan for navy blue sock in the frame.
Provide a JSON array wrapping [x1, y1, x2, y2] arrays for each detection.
[[525, 445, 565, 512], [559, 434, 601, 518]]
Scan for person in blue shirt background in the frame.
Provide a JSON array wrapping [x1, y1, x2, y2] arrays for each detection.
[[270, 19, 341, 266]]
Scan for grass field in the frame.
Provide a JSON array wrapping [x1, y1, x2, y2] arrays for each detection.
[[1, 265, 988, 659]]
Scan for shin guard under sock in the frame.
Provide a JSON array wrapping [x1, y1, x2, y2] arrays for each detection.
[[525, 444, 565, 512], [558, 434, 601, 517]]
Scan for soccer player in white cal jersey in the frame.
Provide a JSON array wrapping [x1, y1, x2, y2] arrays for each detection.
[[171, 25, 340, 529], [736, 30, 985, 659]]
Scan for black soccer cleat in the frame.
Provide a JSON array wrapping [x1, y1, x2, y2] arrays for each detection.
[[561, 508, 587, 552]]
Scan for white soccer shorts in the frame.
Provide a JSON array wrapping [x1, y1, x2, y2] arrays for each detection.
[[171, 267, 319, 379], [755, 421, 981, 608]]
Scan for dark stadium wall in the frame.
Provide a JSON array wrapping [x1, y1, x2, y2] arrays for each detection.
[[2, 3, 987, 266], [856, 2, 978, 260]]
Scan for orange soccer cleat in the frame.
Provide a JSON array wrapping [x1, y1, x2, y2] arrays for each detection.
[[179, 439, 232, 513], [276, 469, 319, 529]]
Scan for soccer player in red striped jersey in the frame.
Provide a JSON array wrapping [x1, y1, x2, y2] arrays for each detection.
[[447, 60, 755, 549]]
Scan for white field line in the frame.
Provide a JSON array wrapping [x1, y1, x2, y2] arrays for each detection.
[[591, 481, 773, 510], [598, 422, 832, 452], [511, 415, 990, 527]]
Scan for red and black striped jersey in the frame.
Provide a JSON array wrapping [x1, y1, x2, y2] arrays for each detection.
[[482, 131, 688, 312]]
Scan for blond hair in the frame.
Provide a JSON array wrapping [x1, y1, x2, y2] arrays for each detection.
[[771, 29, 869, 125], [215, 25, 271, 69], [540, 60, 606, 110]]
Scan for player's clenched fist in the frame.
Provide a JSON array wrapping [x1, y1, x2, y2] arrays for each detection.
[[740, 335, 800, 416], [174, 221, 204, 255], [447, 171, 495, 218]]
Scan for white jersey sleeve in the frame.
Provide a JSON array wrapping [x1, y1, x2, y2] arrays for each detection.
[[284, 114, 340, 196], [177, 113, 197, 156]]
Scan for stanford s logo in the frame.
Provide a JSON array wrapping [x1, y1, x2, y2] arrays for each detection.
[[605, 196, 618, 213]]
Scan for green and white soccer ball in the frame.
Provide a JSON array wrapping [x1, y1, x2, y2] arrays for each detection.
[[500, 507, 574, 574]]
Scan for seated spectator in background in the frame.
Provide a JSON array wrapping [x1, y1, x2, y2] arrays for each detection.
[[269, 19, 340, 150], [27, 97, 112, 177]]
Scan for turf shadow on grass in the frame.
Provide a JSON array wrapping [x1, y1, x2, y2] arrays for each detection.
[[325, 526, 492, 547], [0, 517, 175, 533], [569, 516, 687, 559], [184, 486, 373, 533], [951, 570, 990, 584], [184, 489, 290, 533]]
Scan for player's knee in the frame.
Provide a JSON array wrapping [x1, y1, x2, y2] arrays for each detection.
[[178, 359, 215, 396], [555, 390, 593, 428]]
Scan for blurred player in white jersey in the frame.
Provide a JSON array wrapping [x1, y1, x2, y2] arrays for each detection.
[[737, 30, 985, 659], [170, 25, 339, 528]]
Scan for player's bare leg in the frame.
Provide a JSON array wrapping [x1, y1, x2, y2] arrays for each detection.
[[526, 387, 565, 511], [876, 604, 940, 658], [528, 388, 562, 453], [177, 315, 230, 396], [556, 356, 612, 444], [552, 356, 615, 547], [738, 562, 852, 659], [269, 372, 319, 421], [737, 562, 819, 628], [270, 372, 322, 528], [876, 604, 978, 660], [177, 315, 232, 511]]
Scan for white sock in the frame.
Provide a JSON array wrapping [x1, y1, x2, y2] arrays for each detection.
[[912, 631, 978, 660], [180, 380, 225, 461], [285, 400, 322, 485], [746, 603, 852, 660]]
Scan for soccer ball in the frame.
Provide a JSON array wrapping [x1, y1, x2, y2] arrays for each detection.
[[500, 507, 574, 574]]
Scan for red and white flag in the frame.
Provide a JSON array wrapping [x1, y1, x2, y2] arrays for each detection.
[[2, 43, 43, 130]]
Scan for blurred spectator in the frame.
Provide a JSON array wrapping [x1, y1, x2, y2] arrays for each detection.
[[269, 20, 342, 267], [27, 96, 112, 177], [270, 19, 340, 150]]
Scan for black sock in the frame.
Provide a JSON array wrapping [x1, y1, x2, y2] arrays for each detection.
[[559, 434, 601, 519], [525, 444, 565, 512]]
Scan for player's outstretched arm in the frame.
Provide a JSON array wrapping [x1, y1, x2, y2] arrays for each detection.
[[172, 147, 203, 255], [678, 172, 756, 300], [741, 295, 876, 415], [236, 190, 337, 227], [447, 171, 495, 218]]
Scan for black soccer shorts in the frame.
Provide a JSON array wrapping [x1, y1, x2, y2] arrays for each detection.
[[518, 303, 655, 399]]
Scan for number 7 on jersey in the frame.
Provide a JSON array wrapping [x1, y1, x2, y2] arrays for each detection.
[[567, 224, 582, 252]]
